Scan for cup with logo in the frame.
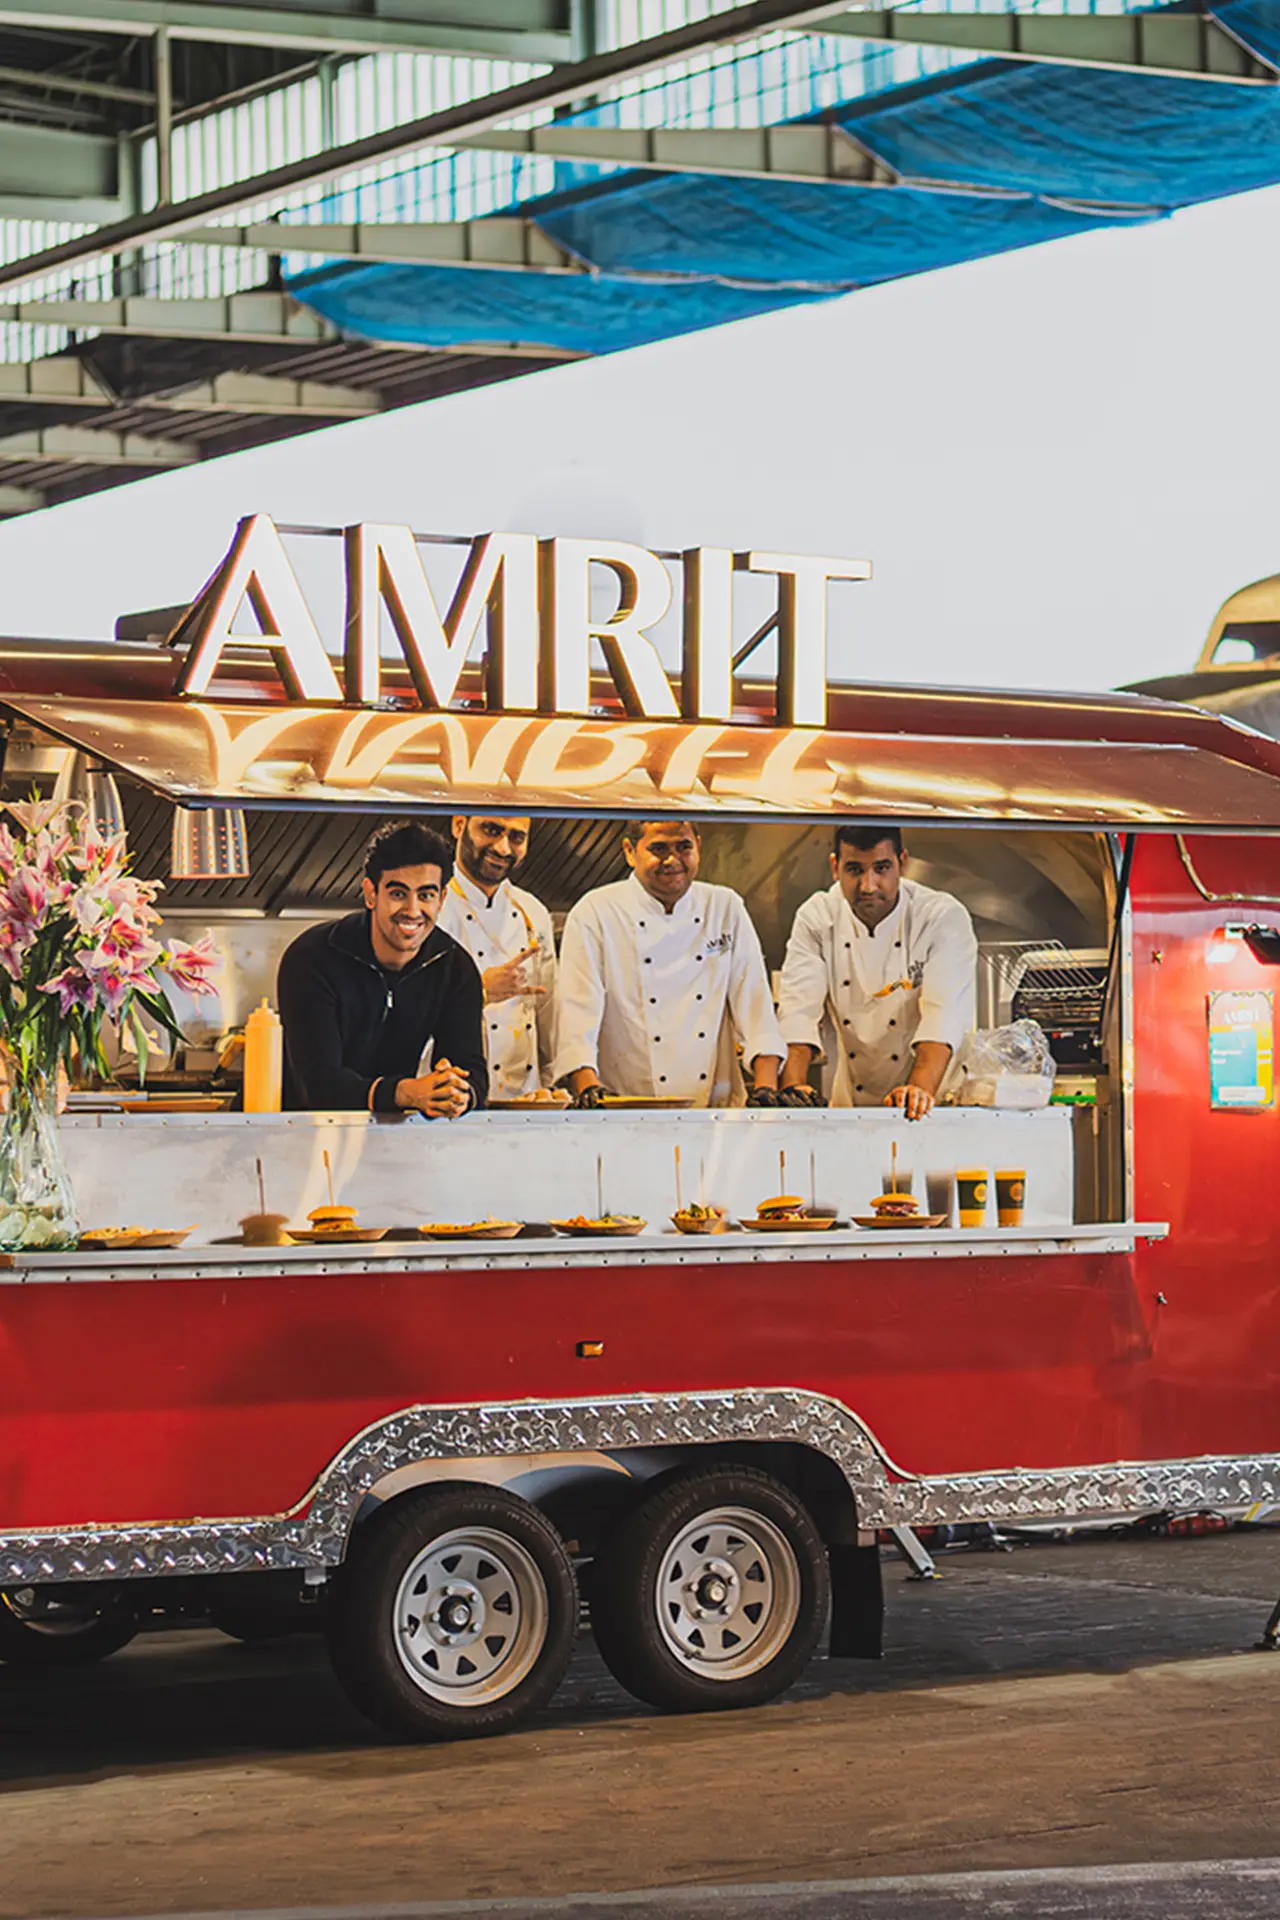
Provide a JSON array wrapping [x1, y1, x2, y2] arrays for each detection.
[[956, 1169, 988, 1229]]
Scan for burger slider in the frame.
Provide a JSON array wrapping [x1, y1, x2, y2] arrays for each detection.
[[867, 1190, 921, 1222]]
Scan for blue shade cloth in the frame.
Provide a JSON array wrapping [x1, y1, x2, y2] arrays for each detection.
[[287, 258, 821, 356], [288, 1, 1280, 356], [535, 174, 1106, 288], [1215, 0, 1280, 71], [842, 59, 1280, 207]]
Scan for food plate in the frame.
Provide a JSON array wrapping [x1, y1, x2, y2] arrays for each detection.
[[286, 1226, 390, 1245], [79, 1227, 142, 1250], [599, 1097, 694, 1110], [550, 1217, 647, 1237], [486, 1093, 571, 1111], [130, 1228, 197, 1250], [851, 1214, 948, 1230], [418, 1220, 523, 1239], [671, 1212, 729, 1235], [746, 1214, 839, 1232]]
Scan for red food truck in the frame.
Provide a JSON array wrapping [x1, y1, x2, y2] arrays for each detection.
[[0, 516, 1278, 1741]]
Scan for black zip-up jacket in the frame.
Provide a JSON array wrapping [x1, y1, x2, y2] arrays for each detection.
[[277, 910, 487, 1114]]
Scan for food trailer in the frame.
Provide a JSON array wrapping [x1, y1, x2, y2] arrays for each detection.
[[0, 515, 1279, 1741]]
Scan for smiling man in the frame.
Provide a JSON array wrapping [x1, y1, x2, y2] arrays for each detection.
[[553, 819, 785, 1109], [436, 816, 557, 1101], [777, 823, 977, 1120], [277, 820, 486, 1117]]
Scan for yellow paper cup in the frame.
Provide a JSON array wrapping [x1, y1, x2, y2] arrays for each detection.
[[956, 1169, 988, 1229], [996, 1169, 1026, 1228]]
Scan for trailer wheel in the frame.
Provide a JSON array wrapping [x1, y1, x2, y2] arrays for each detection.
[[327, 1486, 577, 1741], [0, 1588, 137, 1666], [590, 1467, 829, 1713]]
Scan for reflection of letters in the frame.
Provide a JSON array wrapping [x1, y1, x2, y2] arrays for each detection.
[[322, 713, 534, 791], [518, 719, 653, 791], [176, 514, 341, 704], [344, 525, 539, 711]]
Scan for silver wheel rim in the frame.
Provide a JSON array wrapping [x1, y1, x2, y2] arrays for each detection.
[[392, 1527, 549, 1706], [654, 1505, 801, 1682]]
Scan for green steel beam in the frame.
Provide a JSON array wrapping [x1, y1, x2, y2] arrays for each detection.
[[820, 7, 1276, 84], [452, 120, 899, 185], [186, 214, 582, 268], [0, 482, 43, 512], [0, 291, 335, 341], [0, 360, 380, 415], [0, 424, 197, 464], [0, 119, 118, 203], [0, 0, 572, 60]]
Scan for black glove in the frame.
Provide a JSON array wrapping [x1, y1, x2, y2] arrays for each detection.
[[746, 1085, 781, 1108], [778, 1084, 826, 1109], [570, 1082, 611, 1110]]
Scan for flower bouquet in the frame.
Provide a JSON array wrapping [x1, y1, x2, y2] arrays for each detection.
[[0, 798, 217, 1249]]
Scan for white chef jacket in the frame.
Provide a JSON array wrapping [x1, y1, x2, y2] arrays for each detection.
[[777, 877, 977, 1107], [552, 873, 785, 1108], [437, 870, 557, 1099]]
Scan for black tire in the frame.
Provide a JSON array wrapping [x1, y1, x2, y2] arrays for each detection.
[[327, 1485, 577, 1741], [0, 1588, 137, 1666], [590, 1466, 829, 1713]]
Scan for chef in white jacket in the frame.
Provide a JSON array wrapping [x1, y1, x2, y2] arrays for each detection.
[[436, 815, 557, 1100], [553, 820, 786, 1109], [777, 823, 977, 1120]]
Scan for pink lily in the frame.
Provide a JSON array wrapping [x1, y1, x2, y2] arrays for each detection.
[[1, 865, 49, 934], [40, 965, 98, 1017], [6, 799, 62, 835], [161, 939, 219, 997]]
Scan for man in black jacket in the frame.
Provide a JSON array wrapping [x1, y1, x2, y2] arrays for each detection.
[[278, 820, 487, 1117]]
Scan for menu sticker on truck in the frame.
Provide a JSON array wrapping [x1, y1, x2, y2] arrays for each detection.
[[1208, 989, 1274, 1109]]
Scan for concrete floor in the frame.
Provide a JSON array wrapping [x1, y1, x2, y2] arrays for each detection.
[[3, 1531, 1280, 1918]]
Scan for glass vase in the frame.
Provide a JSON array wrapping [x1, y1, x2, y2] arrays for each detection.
[[0, 1066, 78, 1251]]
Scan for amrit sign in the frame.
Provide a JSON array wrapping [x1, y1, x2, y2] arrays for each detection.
[[172, 514, 871, 728]]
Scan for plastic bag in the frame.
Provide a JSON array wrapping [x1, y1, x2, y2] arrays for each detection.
[[956, 1019, 1056, 1109]]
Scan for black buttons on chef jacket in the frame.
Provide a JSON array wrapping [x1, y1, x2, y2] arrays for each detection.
[[856, 1084, 864, 1092], [889, 1018, 896, 1027], [891, 1054, 899, 1063], [700, 1073, 707, 1081], [696, 993, 703, 1001], [698, 1031, 705, 1039], [655, 1036, 662, 1042], [659, 1075, 667, 1082], [644, 957, 651, 964], [843, 1018, 850, 1026], [842, 979, 849, 987], [649, 997, 656, 1004]]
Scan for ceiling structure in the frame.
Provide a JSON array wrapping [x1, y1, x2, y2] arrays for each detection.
[[0, 0, 1278, 515]]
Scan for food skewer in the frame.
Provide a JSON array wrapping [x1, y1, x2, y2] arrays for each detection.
[[323, 1149, 335, 1210], [779, 1149, 786, 1195], [699, 1159, 706, 1209], [675, 1144, 683, 1215], [810, 1149, 817, 1215], [891, 1140, 898, 1195], [597, 1153, 604, 1222], [256, 1157, 266, 1218]]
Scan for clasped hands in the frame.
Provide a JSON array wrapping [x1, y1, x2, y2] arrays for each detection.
[[395, 1058, 473, 1119]]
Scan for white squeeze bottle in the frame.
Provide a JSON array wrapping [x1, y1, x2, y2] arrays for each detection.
[[243, 1000, 283, 1113]]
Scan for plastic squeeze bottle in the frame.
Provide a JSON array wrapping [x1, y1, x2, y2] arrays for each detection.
[[243, 1000, 283, 1113]]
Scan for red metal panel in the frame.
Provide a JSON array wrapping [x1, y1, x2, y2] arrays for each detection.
[[1128, 832, 1280, 1457]]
